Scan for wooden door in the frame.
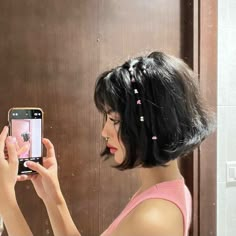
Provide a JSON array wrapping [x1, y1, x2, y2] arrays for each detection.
[[0, 1, 216, 235]]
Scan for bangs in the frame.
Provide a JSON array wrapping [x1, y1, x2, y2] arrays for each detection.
[[94, 70, 123, 114]]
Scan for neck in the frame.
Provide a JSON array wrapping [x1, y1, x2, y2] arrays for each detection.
[[138, 159, 183, 192]]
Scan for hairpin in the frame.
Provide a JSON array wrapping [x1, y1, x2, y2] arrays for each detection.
[[142, 65, 147, 74], [127, 64, 158, 141]]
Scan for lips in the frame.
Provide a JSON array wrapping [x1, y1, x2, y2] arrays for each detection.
[[107, 144, 118, 154]]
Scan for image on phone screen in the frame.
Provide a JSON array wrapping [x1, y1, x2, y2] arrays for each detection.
[[12, 119, 41, 159], [9, 108, 43, 174]]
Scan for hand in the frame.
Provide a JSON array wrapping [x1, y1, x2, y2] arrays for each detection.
[[5, 140, 30, 158], [18, 139, 63, 204], [0, 126, 18, 213], [17, 142, 30, 158]]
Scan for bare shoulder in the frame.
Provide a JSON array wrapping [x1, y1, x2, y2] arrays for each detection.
[[112, 199, 184, 236]]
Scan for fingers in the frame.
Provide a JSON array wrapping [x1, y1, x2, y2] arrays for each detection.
[[6, 136, 18, 166], [17, 174, 32, 182], [25, 161, 48, 177], [43, 138, 55, 158], [0, 126, 9, 152]]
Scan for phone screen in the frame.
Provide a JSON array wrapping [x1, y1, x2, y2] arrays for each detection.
[[9, 108, 43, 174]]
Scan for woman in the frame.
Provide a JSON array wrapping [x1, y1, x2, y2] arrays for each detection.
[[0, 52, 215, 236]]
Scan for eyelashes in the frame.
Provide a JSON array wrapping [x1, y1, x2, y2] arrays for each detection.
[[109, 117, 120, 125], [103, 112, 121, 125]]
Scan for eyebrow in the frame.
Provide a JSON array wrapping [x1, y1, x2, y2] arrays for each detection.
[[106, 108, 114, 114], [105, 109, 120, 119]]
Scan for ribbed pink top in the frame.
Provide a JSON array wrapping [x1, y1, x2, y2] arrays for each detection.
[[102, 178, 192, 236]]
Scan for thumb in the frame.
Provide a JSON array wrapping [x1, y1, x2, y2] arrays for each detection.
[[6, 136, 18, 166], [25, 161, 47, 177]]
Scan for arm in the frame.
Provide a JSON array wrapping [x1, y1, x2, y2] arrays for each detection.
[[43, 195, 81, 236], [0, 126, 33, 236], [19, 139, 81, 236], [1, 195, 33, 236]]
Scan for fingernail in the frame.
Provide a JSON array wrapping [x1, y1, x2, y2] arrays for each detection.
[[2, 126, 8, 132], [7, 136, 16, 144], [25, 161, 32, 167]]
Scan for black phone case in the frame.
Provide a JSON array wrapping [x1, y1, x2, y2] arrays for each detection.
[[8, 107, 44, 175]]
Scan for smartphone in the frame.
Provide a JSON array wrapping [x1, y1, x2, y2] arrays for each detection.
[[8, 107, 43, 175]]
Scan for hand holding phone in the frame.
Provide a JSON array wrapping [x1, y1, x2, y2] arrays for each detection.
[[17, 138, 63, 204], [8, 107, 43, 175]]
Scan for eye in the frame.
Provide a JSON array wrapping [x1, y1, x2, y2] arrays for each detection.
[[109, 117, 120, 125]]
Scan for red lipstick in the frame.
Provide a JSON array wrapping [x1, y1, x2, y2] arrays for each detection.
[[107, 144, 118, 154]]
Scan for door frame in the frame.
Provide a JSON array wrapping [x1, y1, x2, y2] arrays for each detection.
[[193, 0, 217, 235]]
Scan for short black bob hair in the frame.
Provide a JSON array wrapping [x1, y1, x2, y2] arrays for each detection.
[[94, 51, 215, 170]]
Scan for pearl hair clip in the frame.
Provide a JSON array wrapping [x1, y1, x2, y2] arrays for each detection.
[[128, 62, 157, 141]]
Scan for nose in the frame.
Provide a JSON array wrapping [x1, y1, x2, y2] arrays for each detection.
[[101, 120, 110, 139]]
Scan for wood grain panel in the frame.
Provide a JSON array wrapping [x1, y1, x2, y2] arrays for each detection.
[[199, 0, 217, 235]]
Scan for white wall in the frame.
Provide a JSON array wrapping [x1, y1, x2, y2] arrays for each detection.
[[218, 1, 236, 236]]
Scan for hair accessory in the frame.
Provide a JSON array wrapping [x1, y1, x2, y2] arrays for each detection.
[[142, 65, 147, 74], [127, 63, 158, 141], [129, 68, 134, 75], [128, 65, 145, 124]]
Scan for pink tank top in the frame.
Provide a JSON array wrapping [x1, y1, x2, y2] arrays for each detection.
[[102, 178, 192, 236]]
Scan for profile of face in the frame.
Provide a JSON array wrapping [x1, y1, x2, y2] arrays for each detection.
[[95, 51, 215, 170], [101, 111, 125, 164]]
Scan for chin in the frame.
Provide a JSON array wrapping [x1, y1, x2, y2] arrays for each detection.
[[114, 154, 124, 165]]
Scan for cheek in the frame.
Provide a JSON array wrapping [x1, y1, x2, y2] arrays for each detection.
[[114, 142, 126, 164], [114, 149, 125, 164]]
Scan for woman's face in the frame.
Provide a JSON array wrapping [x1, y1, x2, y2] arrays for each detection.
[[101, 111, 125, 164]]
